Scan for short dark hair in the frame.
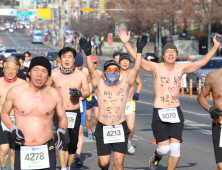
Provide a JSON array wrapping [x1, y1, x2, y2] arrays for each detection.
[[113, 52, 121, 59], [59, 47, 76, 58], [15, 55, 25, 61], [23, 51, 31, 57]]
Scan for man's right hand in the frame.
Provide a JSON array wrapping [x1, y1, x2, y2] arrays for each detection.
[[208, 106, 222, 120], [79, 38, 91, 56], [53, 128, 66, 150], [136, 35, 147, 53], [10, 126, 25, 145]]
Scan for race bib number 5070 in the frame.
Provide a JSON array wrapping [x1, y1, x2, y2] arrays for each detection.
[[158, 108, 180, 123]]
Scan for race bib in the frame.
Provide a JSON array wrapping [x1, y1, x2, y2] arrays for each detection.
[[125, 102, 133, 115], [79, 101, 83, 113], [103, 125, 125, 144], [1, 116, 15, 131], [220, 125, 222, 147], [66, 112, 77, 128], [20, 144, 49, 169], [158, 108, 180, 123]]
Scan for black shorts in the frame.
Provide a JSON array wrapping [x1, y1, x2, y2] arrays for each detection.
[[14, 139, 56, 170], [54, 109, 81, 154], [152, 106, 184, 143], [0, 118, 15, 149], [86, 96, 98, 110], [94, 121, 130, 156], [212, 121, 222, 163]]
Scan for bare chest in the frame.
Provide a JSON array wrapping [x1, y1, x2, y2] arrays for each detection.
[[13, 94, 56, 116]]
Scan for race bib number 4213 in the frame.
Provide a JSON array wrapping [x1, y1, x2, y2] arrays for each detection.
[[103, 125, 125, 144], [158, 108, 180, 123]]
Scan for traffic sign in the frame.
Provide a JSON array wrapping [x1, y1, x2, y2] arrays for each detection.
[[82, 8, 93, 12]]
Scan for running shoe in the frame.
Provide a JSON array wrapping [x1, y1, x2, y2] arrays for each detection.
[[73, 157, 83, 167], [127, 141, 135, 154], [87, 131, 93, 139], [149, 152, 162, 169], [92, 130, 96, 139]]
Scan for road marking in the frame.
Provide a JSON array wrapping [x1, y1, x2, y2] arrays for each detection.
[[6, 31, 20, 47]]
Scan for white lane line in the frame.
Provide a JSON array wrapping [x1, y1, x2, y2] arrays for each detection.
[[141, 90, 154, 93], [6, 31, 20, 47], [136, 100, 212, 135]]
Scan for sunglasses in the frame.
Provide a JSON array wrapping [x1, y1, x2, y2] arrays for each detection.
[[93, 62, 97, 64], [106, 68, 119, 72]]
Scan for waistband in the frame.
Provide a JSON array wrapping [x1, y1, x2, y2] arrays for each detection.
[[153, 106, 181, 111], [97, 120, 126, 127], [213, 120, 221, 125], [21, 138, 53, 147], [66, 108, 80, 114]]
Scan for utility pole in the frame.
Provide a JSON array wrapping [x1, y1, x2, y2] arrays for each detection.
[[208, 0, 211, 52]]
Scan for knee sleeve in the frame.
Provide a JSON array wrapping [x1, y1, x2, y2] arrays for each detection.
[[170, 143, 180, 157], [156, 145, 170, 156]]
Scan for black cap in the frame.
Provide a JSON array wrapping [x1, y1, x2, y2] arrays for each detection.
[[28, 56, 51, 76], [119, 53, 131, 63], [104, 60, 120, 71]]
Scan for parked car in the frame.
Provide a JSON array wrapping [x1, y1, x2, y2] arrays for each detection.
[[0, 44, 5, 53], [143, 53, 159, 63], [46, 51, 59, 58], [0, 54, 5, 60], [175, 61, 191, 89], [0, 24, 5, 31], [3, 48, 17, 58], [8, 28, 14, 33], [10, 52, 23, 57], [47, 57, 57, 69], [186, 57, 222, 93]]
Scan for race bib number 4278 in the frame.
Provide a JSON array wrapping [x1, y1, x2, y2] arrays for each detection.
[[158, 108, 180, 123], [20, 144, 50, 169]]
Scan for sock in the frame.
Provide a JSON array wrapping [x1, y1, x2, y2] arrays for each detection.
[[75, 154, 80, 158], [1, 167, 7, 170], [66, 167, 70, 170]]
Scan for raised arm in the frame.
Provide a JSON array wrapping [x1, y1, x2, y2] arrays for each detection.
[[127, 36, 147, 86], [118, 27, 156, 73], [54, 90, 68, 130], [81, 72, 90, 98], [1, 88, 15, 129], [79, 38, 100, 88], [197, 73, 221, 121], [183, 34, 221, 74]]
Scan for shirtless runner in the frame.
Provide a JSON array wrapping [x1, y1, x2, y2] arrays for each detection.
[[86, 56, 104, 139], [0, 57, 25, 170], [79, 37, 147, 170], [197, 66, 222, 170], [46, 47, 90, 170], [119, 53, 143, 154], [118, 27, 221, 170], [73, 53, 89, 166], [1, 56, 68, 170]]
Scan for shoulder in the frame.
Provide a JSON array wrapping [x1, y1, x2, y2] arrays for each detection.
[[7, 83, 25, 97], [206, 70, 219, 80], [82, 67, 89, 76], [17, 78, 26, 83], [96, 69, 103, 76], [47, 86, 62, 99], [50, 69, 60, 78]]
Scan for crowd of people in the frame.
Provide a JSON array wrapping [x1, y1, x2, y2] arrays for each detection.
[[0, 27, 221, 170]]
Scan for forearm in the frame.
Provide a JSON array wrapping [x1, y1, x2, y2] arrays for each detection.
[[134, 53, 142, 72], [136, 83, 142, 93], [81, 90, 90, 98], [86, 56, 95, 75], [124, 42, 137, 60], [197, 95, 211, 111], [1, 113, 14, 129], [201, 45, 218, 65], [58, 116, 68, 130]]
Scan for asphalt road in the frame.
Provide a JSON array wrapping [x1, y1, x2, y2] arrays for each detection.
[[0, 29, 216, 170]]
